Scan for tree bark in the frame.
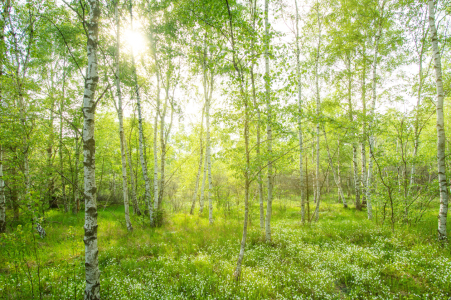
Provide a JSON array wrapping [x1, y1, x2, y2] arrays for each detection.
[[428, 0, 448, 240], [199, 141, 207, 214], [47, 94, 55, 211], [295, 0, 305, 223], [361, 42, 367, 206], [314, 3, 321, 222], [0, 0, 10, 231], [114, 1, 132, 231], [248, 0, 263, 229], [125, 133, 139, 214], [366, 0, 385, 220], [205, 68, 214, 224], [323, 129, 347, 208], [73, 134, 80, 214], [264, 0, 273, 241], [60, 70, 68, 213], [83, 1, 101, 298], [0, 145, 5, 233], [190, 108, 204, 215], [129, 0, 153, 225], [346, 54, 361, 210]]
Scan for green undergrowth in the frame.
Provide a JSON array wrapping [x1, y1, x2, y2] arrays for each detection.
[[0, 201, 450, 299]]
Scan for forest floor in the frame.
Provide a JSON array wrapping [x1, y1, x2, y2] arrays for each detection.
[[0, 200, 450, 299]]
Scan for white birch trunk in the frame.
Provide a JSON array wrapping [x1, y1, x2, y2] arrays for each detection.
[[159, 82, 169, 210], [264, 0, 273, 241], [199, 143, 207, 214], [323, 129, 347, 207], [295, 0, 305, 223], [47, 96, 55, 209], [206, 70, 214, 224], [190, 110, 204, 215], [360, 43, 367, 206], [129, 1, 153, 225], [83, 1, 101, 298], [0, 145, 5, 233], [125, 139, 139, 214], [314, 3, 321, 222], [73, 134, 80, 214], [60, 73, 68, 213], [428, 0, 448, 240], [366, 1, 385, 220], [248, 0, 264, 229], [149, 29, 160, 214], [346, 55, 361, 210], [114, 1, 132, 231], [0, 1, 9, 231], [409, 18, 428, 197]]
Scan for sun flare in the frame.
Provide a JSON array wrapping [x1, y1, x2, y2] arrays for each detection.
[[123, 28, 147, 55]]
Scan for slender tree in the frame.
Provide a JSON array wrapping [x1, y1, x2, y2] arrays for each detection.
[[0, 145, 5, 233], [295, 0, 305, 222], [113, 0, 132, 231], [366, 0, 386, 220], [190, 107, 204, 215], [313, 1, 322, 222], [428, 0, 448, 240], [129, 0, 153, 225], [83, 0, 101, 298], [264, 0, 273, 241]]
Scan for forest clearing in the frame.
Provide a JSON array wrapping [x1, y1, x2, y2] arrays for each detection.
[[1, 201, 451, 299], [1, 0, 451, 299]]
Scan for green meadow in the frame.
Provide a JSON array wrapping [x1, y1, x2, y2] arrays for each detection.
[[1, 200, 450, 300]]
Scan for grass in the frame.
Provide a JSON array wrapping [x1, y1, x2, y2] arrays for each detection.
[[0, 199, 450, 299]]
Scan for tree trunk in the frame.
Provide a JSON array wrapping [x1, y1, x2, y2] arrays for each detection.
[[428, 0, 448, 240], [295, 0, 305, 223], [199, 142, 207, 214], [125, 137, 139, 215], [83, 1, 101, 298], [190, 109, 204, 215], [205, 69, 214, 224], [361, 42, 367, 206], [314, 4, 321, 222], [47, 96, 55, 211], [248, 0, 264, 229], [225, 0, 251, 278], [114, 1, 132, 231], [346, 54, 361, 210], [409, 13, 428, 198], [73, 134, 80, 214], [367, 1, 385, 220], [323, 129, 347, 208], [0, 145, 5, 233], [129, 0, 153, 226], [60, 72, 68, 213], [158, 81, 169, 211], [264, 0, 273, 241], [0, 0, 9, 231], [148, 28, 160, 214]]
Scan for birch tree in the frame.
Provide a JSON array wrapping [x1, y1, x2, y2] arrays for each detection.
[[323, 129, 347, 208], [190, 107, 204, 215], [113, 0, 132, 231], [0, 145, 5, 233], [428, 0, 448, 240], [295, 0, 305, 222], [313, 2, 322, 222], [83, 0, 101, 298], [248, 0, 264, 229], [366, 0, 386, 220], [264, 0, 273, 241], [129, 0, 153, 226]]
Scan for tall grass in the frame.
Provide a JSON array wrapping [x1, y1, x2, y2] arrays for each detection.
[[0, 199, 450, 299]]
